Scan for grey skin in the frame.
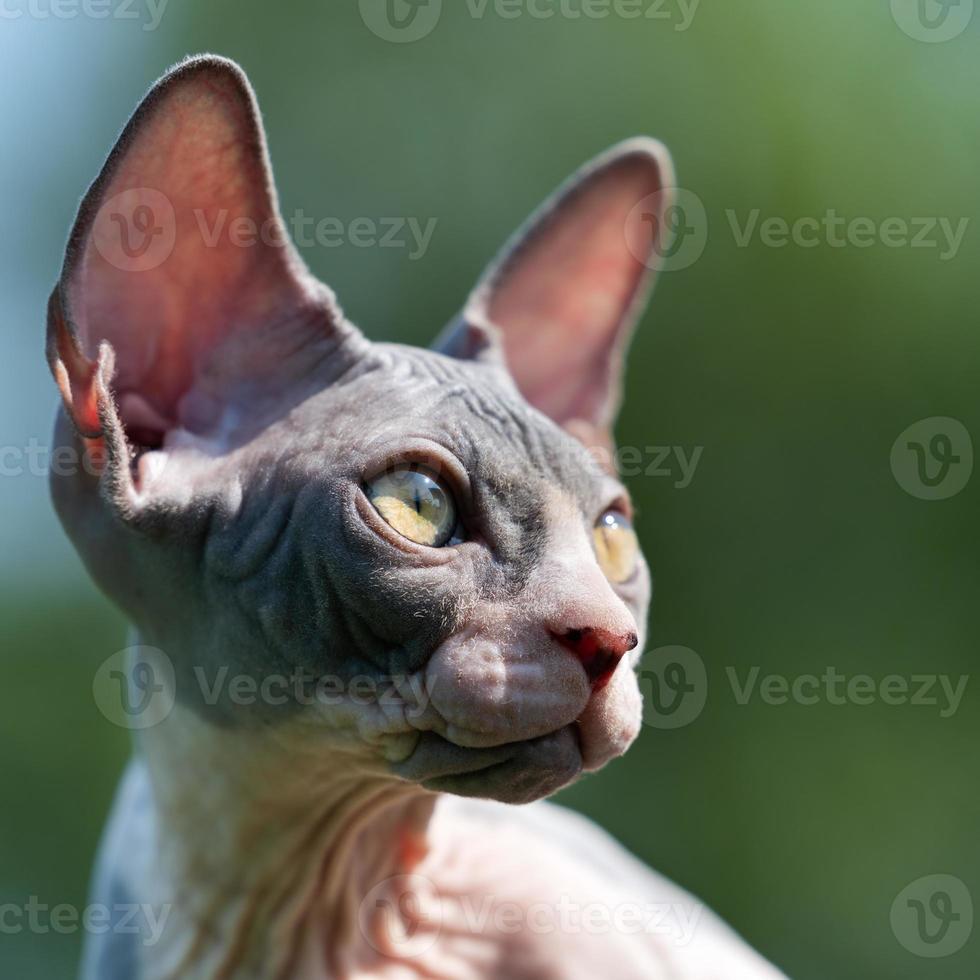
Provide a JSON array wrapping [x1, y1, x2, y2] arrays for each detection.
[[49, 56, 787, 980]]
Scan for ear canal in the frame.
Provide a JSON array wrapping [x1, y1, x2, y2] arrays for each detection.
[[436, 138, 674, 454], [47, 54, 357, 454]]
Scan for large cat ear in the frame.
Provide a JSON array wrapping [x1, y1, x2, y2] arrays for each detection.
[[47, 55, 356, 456], [436, 139, 674, 454]]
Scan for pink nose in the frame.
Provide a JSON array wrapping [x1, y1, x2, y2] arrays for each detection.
[[552, 627, 638, 690]]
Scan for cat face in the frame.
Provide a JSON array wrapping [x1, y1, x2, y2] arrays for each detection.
[[48, 57, 674, 803]]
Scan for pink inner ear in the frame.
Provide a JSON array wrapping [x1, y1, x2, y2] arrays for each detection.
[[484, 154, 665, 429], [65, 60, 314, 443]]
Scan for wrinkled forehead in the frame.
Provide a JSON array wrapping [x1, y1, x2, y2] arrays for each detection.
[[295, 343, 612, 513]]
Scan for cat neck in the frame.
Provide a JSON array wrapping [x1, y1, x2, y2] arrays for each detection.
[[135, 695, 436, 979]]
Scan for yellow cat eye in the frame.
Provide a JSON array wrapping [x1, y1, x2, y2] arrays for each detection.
[[365, 465, 457, 547], [593, 510, 639, 584]]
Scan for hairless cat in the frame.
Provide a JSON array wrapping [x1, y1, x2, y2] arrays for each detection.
[[47, 55, 787, 980]]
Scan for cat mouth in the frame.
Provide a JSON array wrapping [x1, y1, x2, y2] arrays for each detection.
[[393, 726, 582, 804]]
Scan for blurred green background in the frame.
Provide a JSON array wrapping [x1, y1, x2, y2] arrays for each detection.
[[2, 1, 978, 977]]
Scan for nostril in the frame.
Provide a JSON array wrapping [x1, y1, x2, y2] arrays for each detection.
[[551, 627, 638, 691]]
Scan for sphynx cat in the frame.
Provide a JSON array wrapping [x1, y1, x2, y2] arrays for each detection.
[[47, 55, 787, 980]]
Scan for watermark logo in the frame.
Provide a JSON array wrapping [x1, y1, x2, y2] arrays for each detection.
[[891, 417, 973, 500], [92, 188, 176, 273], [93, 195, 439, 267], [92, 646, 175, 730], [891, 875, 973, 957], [359, 0, 443, 42], [359, 874, 442, 958], [891, 0, 974, 42], [626, 188, 708, 273], [638, 645, 707, 729], [91, 652, 439, 727]]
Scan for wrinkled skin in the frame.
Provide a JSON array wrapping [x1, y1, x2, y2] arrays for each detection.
[[115, 342, 650, 794], [50, 56, 787, 980]]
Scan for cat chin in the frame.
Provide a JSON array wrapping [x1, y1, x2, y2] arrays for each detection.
[[391, 661, 645, 801], [393, 726, 583, 804]]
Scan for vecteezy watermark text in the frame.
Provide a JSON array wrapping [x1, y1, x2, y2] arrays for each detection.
[[0, 897, 170, 946], [93, 646, 440, 729], [639, 647, 971, 730], [91, 190, 440, 273], [1, 438, 706, 490], [359, 874, 705, 958], [461, 0, 700, 30], [727, 210, 969, 262], [727, 666, 969, 719], [0, 439, 101, 479], [0, 0, 168, 30], [624, 193, 970, 275], [194, 209, 438, 261], [191, 665, 433, 713], [588, 444, 703, 488], [358, 0, 700, 43]]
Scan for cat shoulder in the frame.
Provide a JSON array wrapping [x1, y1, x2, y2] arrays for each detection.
[[431, 795, 788, 980]]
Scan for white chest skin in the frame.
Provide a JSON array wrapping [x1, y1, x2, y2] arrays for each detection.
[[82, 760, 787, 980]]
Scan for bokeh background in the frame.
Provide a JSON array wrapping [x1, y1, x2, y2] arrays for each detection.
[[2, 1, 978, 977]]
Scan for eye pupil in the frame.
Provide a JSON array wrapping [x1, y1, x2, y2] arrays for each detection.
[[366, 465, 457, 547]]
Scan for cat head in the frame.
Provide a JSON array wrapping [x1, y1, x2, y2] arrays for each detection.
[[48, 56, 674, 804]]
